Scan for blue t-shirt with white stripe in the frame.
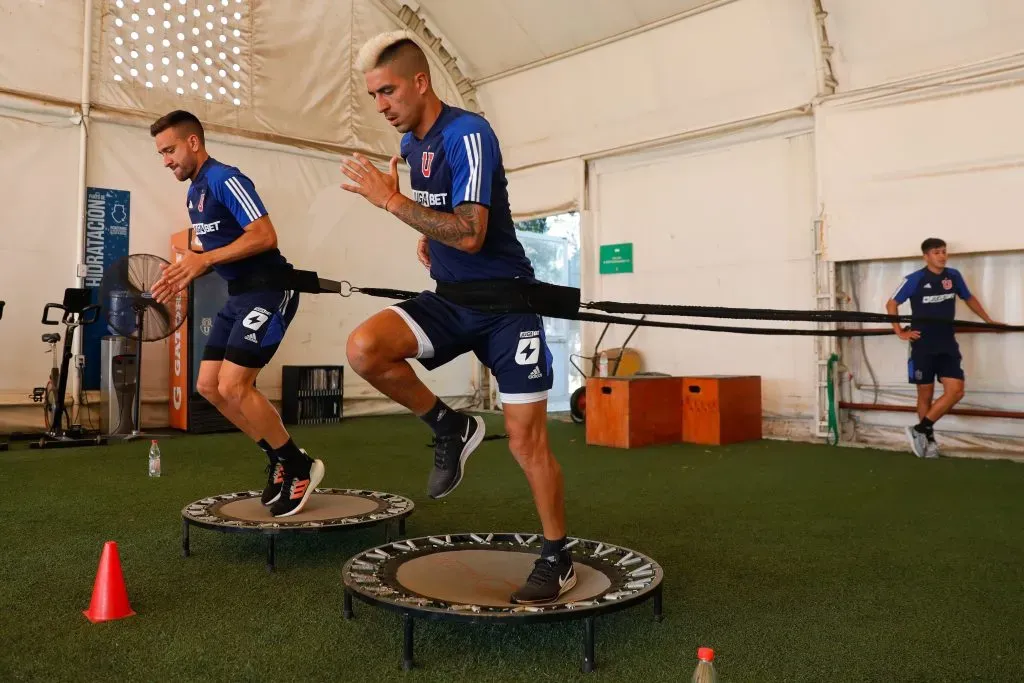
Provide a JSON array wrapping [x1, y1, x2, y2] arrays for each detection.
[[400, 104, 534, 283], [186, 157, 288, 281]]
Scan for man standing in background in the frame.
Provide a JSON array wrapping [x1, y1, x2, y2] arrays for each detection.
[[886, 238, 999, 458]]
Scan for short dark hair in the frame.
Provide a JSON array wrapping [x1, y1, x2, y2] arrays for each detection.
[[150, 110, 205, 144], [377, 38, 430, 79], [921, 238, 946, 253]]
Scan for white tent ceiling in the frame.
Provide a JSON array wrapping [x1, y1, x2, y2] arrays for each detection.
[[406, 0, 718, 80]]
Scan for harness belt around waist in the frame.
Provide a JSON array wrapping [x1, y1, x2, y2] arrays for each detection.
[[434, 279, 581, 318], [227, 267, 581, 318], [227, 268, 330, 297]]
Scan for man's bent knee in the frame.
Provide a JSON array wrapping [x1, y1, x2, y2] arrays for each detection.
[[197, 380, 222, 404], [347, 310, 421, 377], [218, 378, 251, 406], [347, 325, 408, 378], [346, 327, 384, 377]]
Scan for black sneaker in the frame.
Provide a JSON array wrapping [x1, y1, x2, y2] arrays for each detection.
[[510, 552, 577, 605], [261, 455, 285, 507], [270, 453, 325, 518], [427, 415, 484, 499]]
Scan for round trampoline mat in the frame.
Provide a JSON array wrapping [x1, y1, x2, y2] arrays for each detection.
[[396, 549, 611, 607], [181, 488, 414, 533], [217, 494, 379, 523], [343, 532, 663, 622]]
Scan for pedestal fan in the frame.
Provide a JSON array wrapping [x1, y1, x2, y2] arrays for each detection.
[[100, 253, 187, 439]]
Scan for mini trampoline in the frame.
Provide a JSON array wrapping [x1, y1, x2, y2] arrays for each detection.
[[341, 532, 664, 673], [181, 488, 414, 571]]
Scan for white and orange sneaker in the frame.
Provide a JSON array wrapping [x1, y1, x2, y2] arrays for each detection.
[[271, 453, 324, 517]]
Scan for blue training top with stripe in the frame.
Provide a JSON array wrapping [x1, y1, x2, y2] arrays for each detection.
[[400, 104, 534, 283], [890, 266, 971, 348], [186, 157, 289, 281]]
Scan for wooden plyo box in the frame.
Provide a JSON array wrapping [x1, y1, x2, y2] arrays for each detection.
[[681, 375, 762, 445], [585, 376, 683, 449]]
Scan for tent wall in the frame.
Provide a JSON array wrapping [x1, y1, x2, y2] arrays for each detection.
[[0, 0, 85, 102], [505, 160, 583, 221], [818, 70, 1024, 262], [0, 106, 83, 403], [822, 0, 1024, 92], [476, 0, 818, 170], [584, 124, 818, 426]]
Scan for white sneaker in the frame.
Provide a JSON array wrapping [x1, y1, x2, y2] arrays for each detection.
[[925, 439, 940, 459], [905, 426, 928, 458]]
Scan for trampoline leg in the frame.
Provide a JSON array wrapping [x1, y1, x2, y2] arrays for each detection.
[[343, 589, 354, 620], [398, 517, 407, 536], [181, 519, 191, 558], [384, 523, 393, 543], [266, 536, 276, 573], [653, 585, 663, 622], [402, 613, 415, 671], [582, 616, 596, 673]]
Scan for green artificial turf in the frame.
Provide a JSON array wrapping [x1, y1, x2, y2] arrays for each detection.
[[1, 414, 1022, 682]]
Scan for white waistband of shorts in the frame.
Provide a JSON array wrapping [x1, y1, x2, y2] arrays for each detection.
[[500, 390, 548, 405]]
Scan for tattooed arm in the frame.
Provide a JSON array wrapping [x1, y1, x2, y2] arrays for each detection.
[[339, 153, 488, 254], [385, 197, 488, 253], [382, 116, 501, 254]]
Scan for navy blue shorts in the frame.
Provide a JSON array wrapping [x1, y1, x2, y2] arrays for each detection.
[[203, 290, 299, 368], [908, 344, 964, 384], [391, 291, 554, 404]]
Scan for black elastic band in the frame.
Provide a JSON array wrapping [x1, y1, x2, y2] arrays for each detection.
[[226, 267, 1019, 337], [583, 300, 1018, 329], [574, 311, 892, 337]]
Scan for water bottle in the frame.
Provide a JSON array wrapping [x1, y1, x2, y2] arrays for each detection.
[[598, 353, 609, 377], [148, 440, 161, 477], [691, 647, 717, 683]]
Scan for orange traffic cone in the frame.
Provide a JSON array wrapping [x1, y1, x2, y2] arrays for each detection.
[[83, 541, 136, 623]]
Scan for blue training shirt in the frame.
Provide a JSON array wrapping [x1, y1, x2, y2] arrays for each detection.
[[890, 267, 972, 347], [187, 157, 288, 281], [400, 104, 534, 283]]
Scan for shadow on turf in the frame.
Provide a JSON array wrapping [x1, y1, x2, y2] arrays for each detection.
[[181, 525, 391, 571]]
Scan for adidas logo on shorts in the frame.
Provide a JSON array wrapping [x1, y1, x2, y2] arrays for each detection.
[[245, 333, 258, 343], [528, 366, 542, 380]]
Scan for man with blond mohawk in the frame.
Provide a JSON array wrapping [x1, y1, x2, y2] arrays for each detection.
[[339, 31, 576, 604]]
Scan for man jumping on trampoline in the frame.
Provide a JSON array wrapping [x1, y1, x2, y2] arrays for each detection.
[[887, 237, 998, 458], [149, 110, 324, 517], [341, 32, 576, 604]]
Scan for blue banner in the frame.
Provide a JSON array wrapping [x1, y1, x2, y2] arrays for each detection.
[[82, 187, 131, 390]]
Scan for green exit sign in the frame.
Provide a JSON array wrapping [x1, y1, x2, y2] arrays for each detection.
[[599, 243, 633, 274]]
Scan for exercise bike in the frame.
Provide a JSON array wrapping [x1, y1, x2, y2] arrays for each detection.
[[33, 330, 71, 433], [27, 288, 106, 449]]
